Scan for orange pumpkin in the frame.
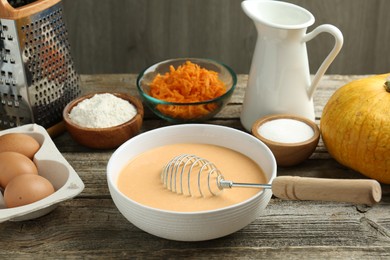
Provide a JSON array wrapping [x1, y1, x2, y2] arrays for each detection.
[[321, 74, 390, 184]]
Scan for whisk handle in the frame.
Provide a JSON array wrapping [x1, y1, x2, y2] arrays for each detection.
[[272, 176, 382, 205]]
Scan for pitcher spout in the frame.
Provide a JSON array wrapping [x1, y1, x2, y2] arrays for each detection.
[[241, 0, 315, 30]]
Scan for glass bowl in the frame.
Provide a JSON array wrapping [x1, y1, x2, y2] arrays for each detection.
[[136, 58, 237, 123]]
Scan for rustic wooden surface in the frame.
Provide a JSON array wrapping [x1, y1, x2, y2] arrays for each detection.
[[1, 74, 389, 259], [62, 0, 390, 75]]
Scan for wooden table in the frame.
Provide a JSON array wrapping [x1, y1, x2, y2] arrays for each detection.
[[1, 74, 389, 259]]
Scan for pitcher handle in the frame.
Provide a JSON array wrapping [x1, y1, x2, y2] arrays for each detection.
[[303, 24, 344, 99]]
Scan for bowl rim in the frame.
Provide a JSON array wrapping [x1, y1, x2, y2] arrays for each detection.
[[136, 57, 238, 106], [63, 92, 144, 131], [251, 114, 320, 147], [107, 124, 277, 215]]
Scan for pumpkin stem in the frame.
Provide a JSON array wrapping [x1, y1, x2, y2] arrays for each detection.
[[386, 77, 390, 93]]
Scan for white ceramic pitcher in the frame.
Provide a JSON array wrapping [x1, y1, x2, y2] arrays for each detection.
[[240, 0, 343, 131]]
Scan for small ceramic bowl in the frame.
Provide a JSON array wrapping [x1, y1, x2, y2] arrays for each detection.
[[63, 92, 144, 149], [136, 58, 237, 123], [0, 124, 84, 222], [251, 114, 320, 167]]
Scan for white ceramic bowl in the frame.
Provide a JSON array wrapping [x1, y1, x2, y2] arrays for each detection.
[[107, 124, 277, 241], [0, 124, 84, 222]]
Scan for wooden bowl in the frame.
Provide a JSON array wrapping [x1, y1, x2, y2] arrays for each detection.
[[63, 92, 144, 149], [251, 114, 320, 167]]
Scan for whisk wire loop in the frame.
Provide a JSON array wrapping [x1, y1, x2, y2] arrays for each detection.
[[162, 154, 268, 197], [187, 156, 202, 196], [162, 154, 224, 197], [178, 154, 193, 194]]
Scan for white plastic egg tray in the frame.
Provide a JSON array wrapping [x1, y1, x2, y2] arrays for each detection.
[[0, 124, 84, 222]]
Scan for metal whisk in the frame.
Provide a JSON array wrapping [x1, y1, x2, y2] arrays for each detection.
[[161, 154, 382, 205], [161, 154, 270, 197]]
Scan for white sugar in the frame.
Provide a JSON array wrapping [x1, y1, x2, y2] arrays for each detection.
[[69, 93, 137, 128], [257, 119, 314, 143]]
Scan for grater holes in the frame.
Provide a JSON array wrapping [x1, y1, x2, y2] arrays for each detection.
[[4, 5, 80, 129], [34, 28, 42, 35]]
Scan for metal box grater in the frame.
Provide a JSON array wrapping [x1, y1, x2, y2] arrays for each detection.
[[0, 0, 80, 130]]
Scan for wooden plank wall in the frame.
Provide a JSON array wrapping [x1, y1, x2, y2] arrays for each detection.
[[62, 0, 390, 75]]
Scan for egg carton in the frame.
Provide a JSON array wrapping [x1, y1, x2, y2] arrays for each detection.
[[0, 124, 84, 222]]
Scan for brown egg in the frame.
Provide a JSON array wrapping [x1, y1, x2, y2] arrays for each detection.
[[4, 174, 55, 208], [0, 133, 40, 159], [0, 151, 38, 189]]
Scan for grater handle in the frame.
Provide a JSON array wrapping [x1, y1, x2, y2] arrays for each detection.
[[46, 121, 66, 137], [0, 0, 61, 19]]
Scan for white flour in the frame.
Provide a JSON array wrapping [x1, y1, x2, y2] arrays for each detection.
[[69, 93, 137, 128]]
